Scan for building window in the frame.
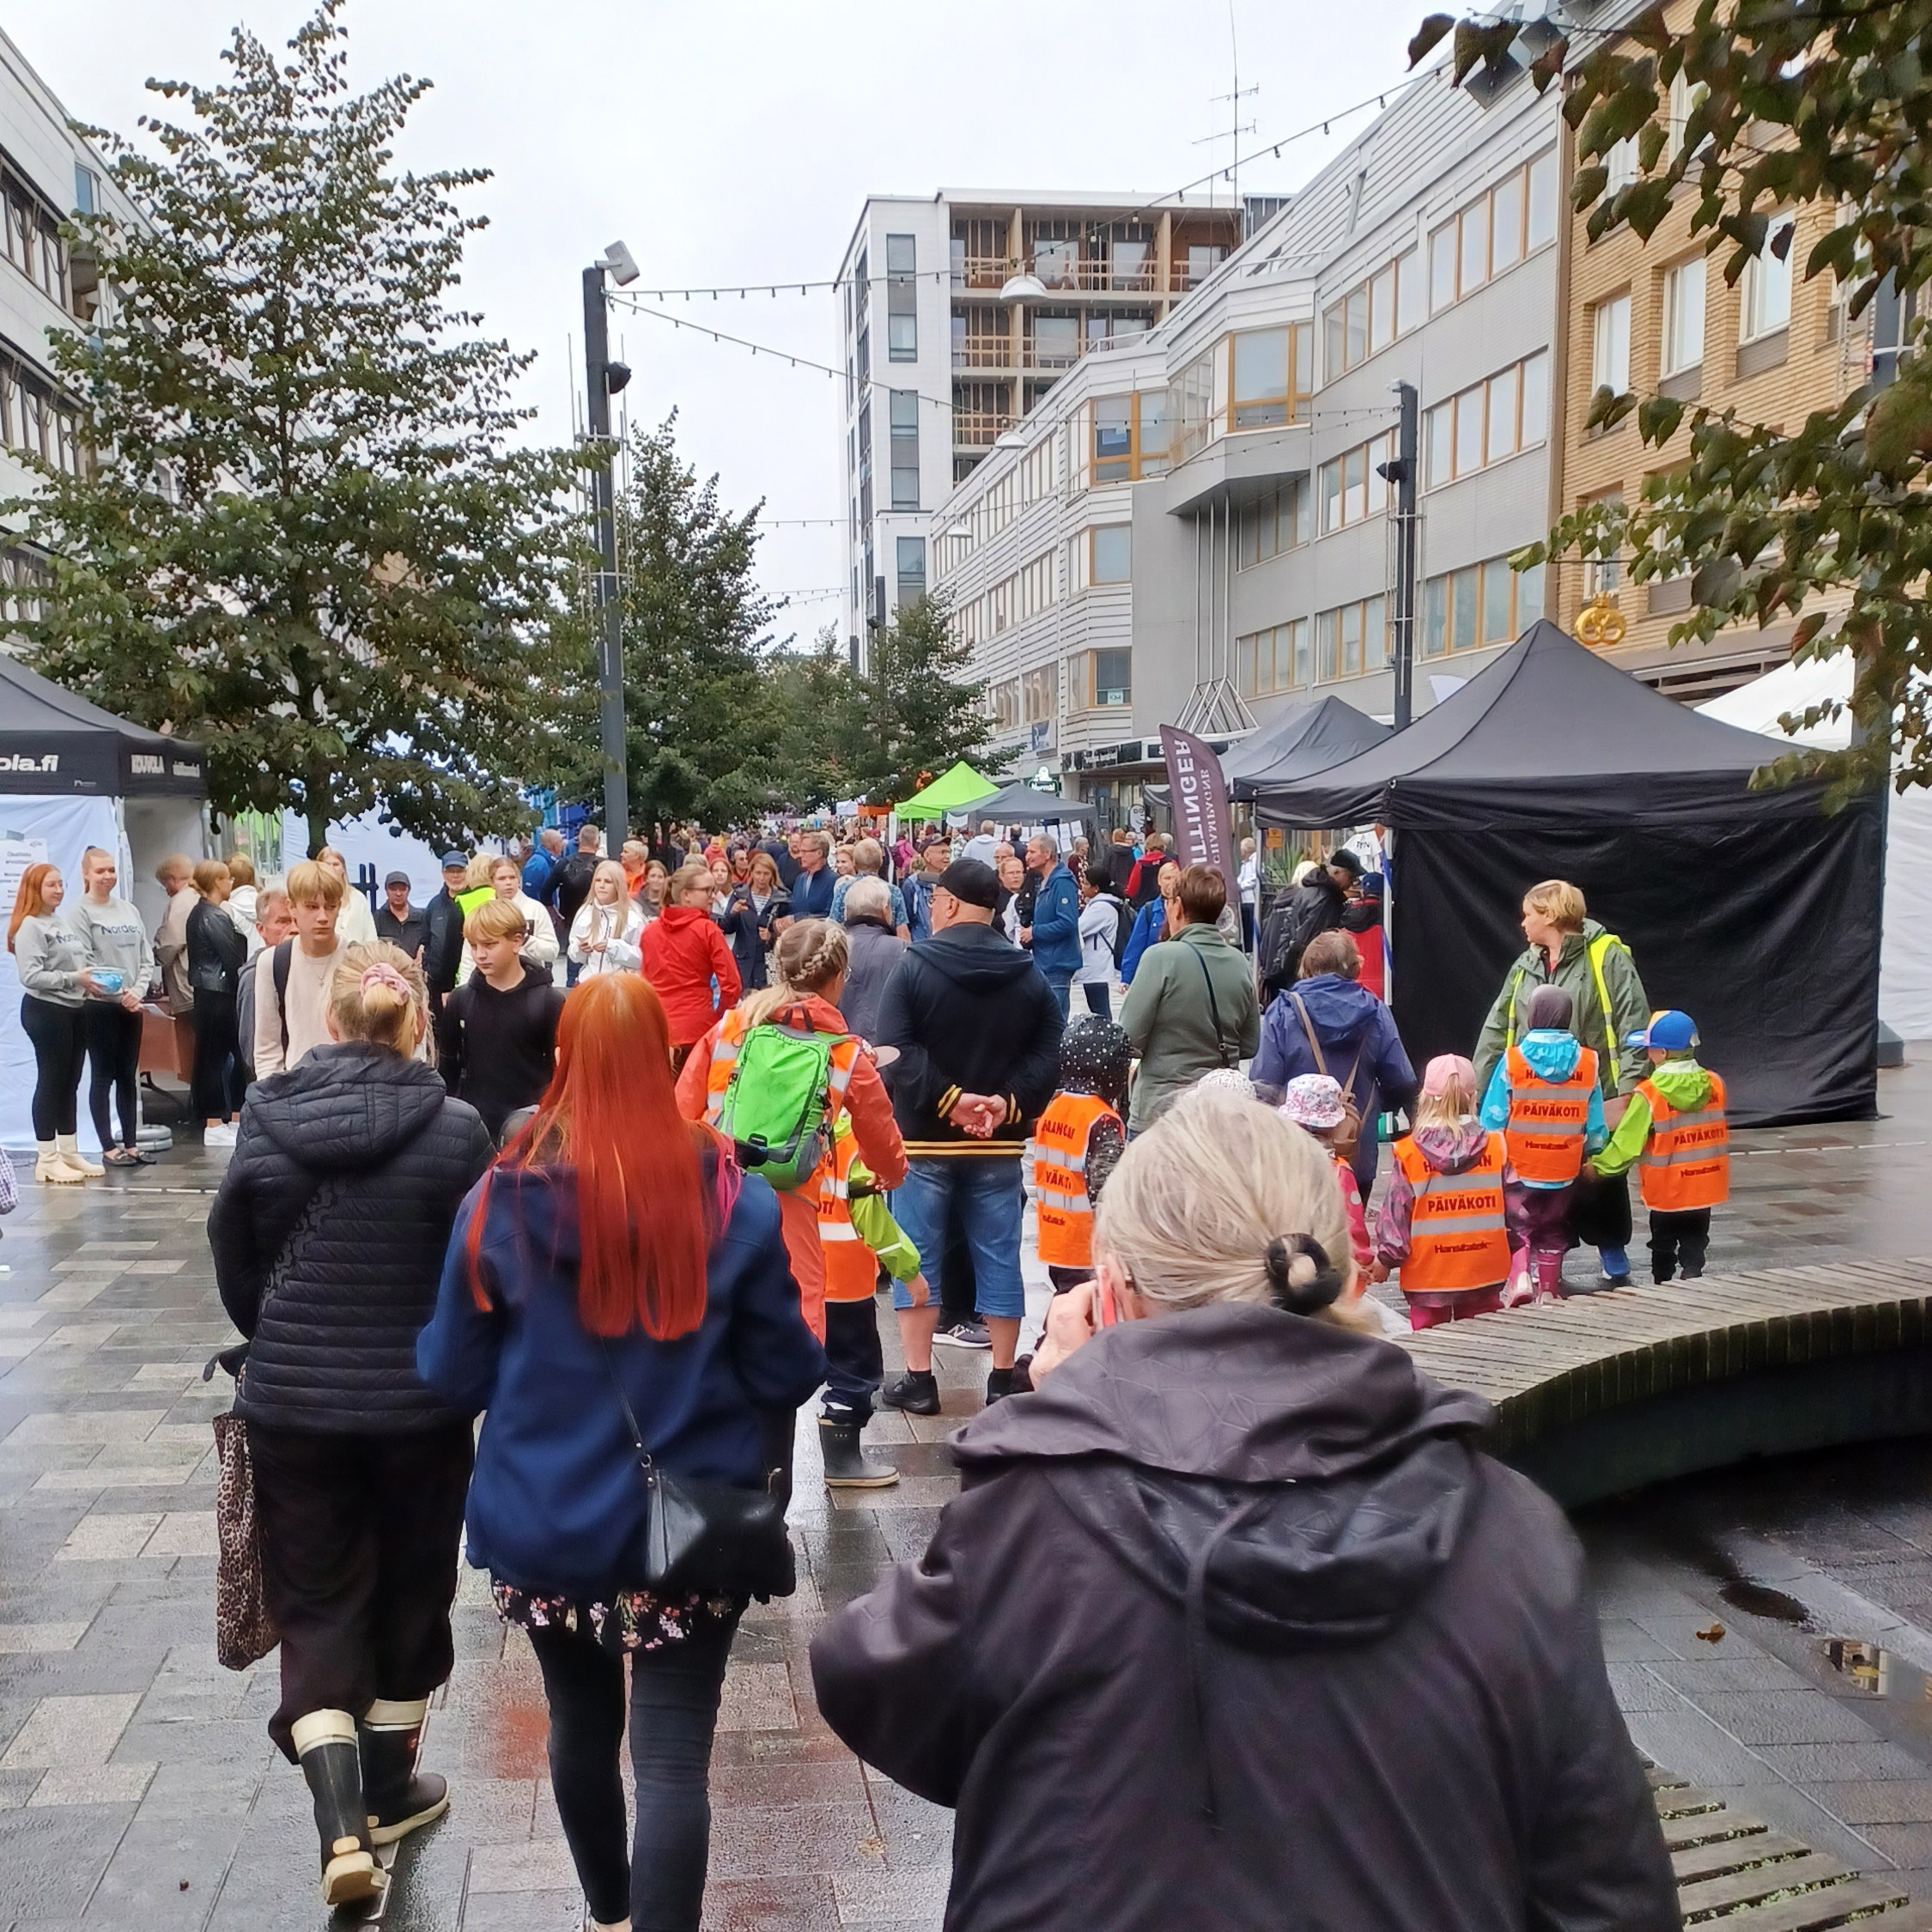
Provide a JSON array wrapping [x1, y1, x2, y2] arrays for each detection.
[[1237, 478, 1309, 568], [1110, 226, 1154, 292], [1091, 647, 1132, 707], [3, 162, 69, 310], [1230, 325, 1311, 429], [1317, 430, 1396, 534], [886, 234, 917, 361], [1315, 595, 1387, 680], [1741, 212, 1795, 343], [1236, 617, 1310, 697], [1030, 310, 1080, 369], [1183, 244, 1227, 289], [1089, 392, 1168, 484], [1090, 525, 1132, 585], [896, 536, 926, 610], [1322, 253, 1417, 381], [73, 164, 99, 217], [1172, 349, 1218, 464], [991, 679, 1021, 732], [1423, 554, 1545, 655], [1667, 71, 1710, 160], [889, 390, 920, 509], [1423, 351, 1549, 488], [0, 544, 53, 627], [1429, 149, 1558, 317], [1605, 137, 1639, 195], [1592, 294, 1631, 396], [1662, 258, 1706, 376], [1022, 665, 1057, 724], [0, 350, 85, 478]]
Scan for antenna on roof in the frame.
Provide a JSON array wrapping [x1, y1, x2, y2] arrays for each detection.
[[1195, 2, 1259, 215]]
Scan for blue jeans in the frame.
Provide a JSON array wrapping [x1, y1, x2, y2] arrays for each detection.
[[1045, 974, 1072, 1018], [891, 1157, 1025, 1320]]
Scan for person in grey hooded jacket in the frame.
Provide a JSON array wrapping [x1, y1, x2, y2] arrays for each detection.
[[811, 1087, 1676, 1932]]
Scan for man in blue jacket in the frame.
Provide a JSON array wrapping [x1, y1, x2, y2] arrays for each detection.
[[1020, 834, 1081, 1017]]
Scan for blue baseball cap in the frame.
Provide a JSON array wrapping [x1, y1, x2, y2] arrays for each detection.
[[439, 851, 467, 870], [1624, 1009, 1698, 1053]]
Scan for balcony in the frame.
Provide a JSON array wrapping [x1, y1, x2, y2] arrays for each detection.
[[951, 253, 1195, 298], [951, 325, 1152, 374], [954, 408, 1013, 447]]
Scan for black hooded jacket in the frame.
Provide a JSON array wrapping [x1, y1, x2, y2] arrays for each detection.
[[872, 921, 1065, 1152], [210, 1042, 494, 1432], [810, 1304, 1676, 1932]]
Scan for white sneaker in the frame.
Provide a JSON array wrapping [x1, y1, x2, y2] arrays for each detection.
[[203, 1122, 239, 1150]]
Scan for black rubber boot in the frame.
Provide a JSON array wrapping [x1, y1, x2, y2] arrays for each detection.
[[878, 1370, 939, 1417], [818, 1417, 899, 1489], [292, 1710, 383, 1908], [360, 1697, 449, 1846]]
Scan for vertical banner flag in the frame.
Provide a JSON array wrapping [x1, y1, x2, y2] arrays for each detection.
[[1159, 726, 1236, 910]]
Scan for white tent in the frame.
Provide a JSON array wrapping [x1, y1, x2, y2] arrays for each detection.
[[1700, 653, 1932, 1040]]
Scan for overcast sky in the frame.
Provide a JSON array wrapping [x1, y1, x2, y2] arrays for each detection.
[[30, 0, 1430, 644]]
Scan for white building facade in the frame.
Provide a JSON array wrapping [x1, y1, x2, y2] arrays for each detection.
[[834, 189, 1256, 664], [932, 53, 1566, 824]]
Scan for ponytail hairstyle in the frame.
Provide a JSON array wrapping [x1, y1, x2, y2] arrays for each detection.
[[327, 941, 426, 1056], [468, 973, 719, 1340], [738, 916, 849, 1029]]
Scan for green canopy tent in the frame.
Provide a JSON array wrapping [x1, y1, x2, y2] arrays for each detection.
[[894, 761, 1000, 819]]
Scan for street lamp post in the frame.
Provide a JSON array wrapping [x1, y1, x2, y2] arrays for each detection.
[[583, 241, 638, 841], [1387, 380, 1420, 731]]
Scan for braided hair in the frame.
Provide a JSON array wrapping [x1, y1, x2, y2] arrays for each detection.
[[738, 917, 851, 1028]]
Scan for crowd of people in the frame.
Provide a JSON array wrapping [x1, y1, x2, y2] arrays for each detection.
[[0, 807, 1726, 1929]]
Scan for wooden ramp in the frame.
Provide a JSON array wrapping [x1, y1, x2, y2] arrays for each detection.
[[1399, 1259, 1932, 1506], [1650, 1763, 1932, 1928]]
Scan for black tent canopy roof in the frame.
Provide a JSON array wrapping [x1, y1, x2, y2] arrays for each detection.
[[1223, 695, 1392, 799], [1250, 621, 1803, 831], [965, 781, 1097, 823], [0, 655, 206, 797]]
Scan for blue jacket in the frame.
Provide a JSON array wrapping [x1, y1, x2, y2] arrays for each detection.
[[1119, 899, 1168, 985], [791, 864, 836, 920], [416, 1160, 824, 1600], [1026, 862, 1081, 981], [1251, 975, 1419, 1189], [1479, 1030, 1608, 1189], [521, 851, 555, 900]]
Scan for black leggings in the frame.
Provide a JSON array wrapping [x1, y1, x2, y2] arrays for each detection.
[[20, 996, 85, 1139], [85, 1002, 142, 1150], [191, 990, 240, 1123], [528, 1614, 739, 1931]]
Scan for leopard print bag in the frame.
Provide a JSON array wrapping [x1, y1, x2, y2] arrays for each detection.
[[212, 1407, 276, 1669]]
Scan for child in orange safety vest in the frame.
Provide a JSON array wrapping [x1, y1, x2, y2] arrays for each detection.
[[1478, 984, 1607, 1305], [1591, 1009, 1728, 1285], [1370, 1054, 1524, 1331], [816, 1112, 927, 1489], [1029, 1018, 1132, 1292]]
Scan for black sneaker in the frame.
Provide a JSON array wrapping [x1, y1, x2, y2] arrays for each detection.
[[933, 1320, 991, 1350], [878, 1370, 940, 1417], [984, 1366, 1017, 1406]]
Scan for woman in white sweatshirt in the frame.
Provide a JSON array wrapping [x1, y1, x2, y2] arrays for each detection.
[[68, 847, 156, 1168], [9, 863, 103, 1183], [567, 860, 645, 979]]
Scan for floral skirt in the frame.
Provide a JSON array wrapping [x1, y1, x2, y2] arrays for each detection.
[[492, 1580, 741, 1656]]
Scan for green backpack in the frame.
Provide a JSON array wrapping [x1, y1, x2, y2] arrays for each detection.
[[715, 1022, 853, 1191]]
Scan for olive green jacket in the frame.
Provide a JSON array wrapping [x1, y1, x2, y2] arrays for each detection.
[[1118, 924, 1261, 1133], [1473, 920, 1652, 1101]]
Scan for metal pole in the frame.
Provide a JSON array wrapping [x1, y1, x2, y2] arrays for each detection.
[[1391, 380, 1419, 731], [582, 264, 629, 842]]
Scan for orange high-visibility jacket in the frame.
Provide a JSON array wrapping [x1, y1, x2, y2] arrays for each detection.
[[1393, 1132, 1511, 1294], [819, 1122, 878, 1303], [1030, 1091, 1121, 1271], [1503, 1042, 1599, 1186], [1636, 1071, 1729, 1212]]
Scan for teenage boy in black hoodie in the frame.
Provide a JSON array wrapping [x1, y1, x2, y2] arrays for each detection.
[[435, 897, 567, 1142], [874, 859, 1063, 1410]]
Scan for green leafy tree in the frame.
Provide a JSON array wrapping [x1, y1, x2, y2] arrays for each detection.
[[760, 628, 870, 813], [608, 418, 785, 837], [1413, 0, 1932, 797], [844, 596, 1002, 805], [15, 3, 587, 855]]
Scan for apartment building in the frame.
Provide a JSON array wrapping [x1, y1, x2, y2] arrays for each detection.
[[1555, 0, 1870, 702], [0, 30, 125, 635], [932, 39, 1568, 823], [835, 190, 1249, 661]]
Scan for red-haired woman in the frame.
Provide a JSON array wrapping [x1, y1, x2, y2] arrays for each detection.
[[416, 974, 823, 1932], [9, 862, 103, 1183]]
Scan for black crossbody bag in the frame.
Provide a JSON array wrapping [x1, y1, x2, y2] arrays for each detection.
[[598, 1343, 796, 1601]]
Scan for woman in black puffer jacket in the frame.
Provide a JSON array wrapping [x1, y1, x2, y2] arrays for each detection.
[[209, 939, 492, 1910]]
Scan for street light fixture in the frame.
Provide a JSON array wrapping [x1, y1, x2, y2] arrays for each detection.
[[583, 241, 635, 840], [999, 271, 1048, 302]]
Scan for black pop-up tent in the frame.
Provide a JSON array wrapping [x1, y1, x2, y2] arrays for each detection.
[[1250, 622, 1882, 1127], [1224, 696, 1392, 799], [971, 781, 1097, 825], [0, 655, 205, 796]]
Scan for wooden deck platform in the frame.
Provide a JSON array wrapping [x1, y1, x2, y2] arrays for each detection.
[[1400, 1259, 1932, 1506], [1649, 1762, 1932, 1928]]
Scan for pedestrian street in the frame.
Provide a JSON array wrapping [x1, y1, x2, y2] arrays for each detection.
[[0, 1055, 1927, 1930]]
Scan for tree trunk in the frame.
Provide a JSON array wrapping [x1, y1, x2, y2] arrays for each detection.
[[304, 756, 332, 864]]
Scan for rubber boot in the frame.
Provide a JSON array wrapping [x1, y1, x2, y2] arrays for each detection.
[[292, 1709, 384, 1907], [55, 1133, 101, 1179], [359, 1696, 448, 1846], [33, 1140, 79, 1185], [818, 1417, 898, 1490]]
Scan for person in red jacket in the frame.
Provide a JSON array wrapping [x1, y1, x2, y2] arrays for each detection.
[[641, 863, 741, 1068]]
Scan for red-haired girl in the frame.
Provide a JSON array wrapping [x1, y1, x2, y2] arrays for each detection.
[[417, 972, 823, 1932]]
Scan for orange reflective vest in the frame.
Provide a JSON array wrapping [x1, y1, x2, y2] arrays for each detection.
[[818, 1126, 879, 1303], [1031, 1091, 1121, 1270], [701, 1006, 862, 1158], [1503, 1043, 1599, 1186], [1637, 1072, 1729, 1212], [1394, 1132, 1511, 1294]]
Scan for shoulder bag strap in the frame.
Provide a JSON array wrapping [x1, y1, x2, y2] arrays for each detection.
[[1192, 947, 1237, 1068], [1290, 993, 1329, 1078]]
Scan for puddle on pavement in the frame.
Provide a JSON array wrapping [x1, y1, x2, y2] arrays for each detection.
[[1719, 1579, 1813, 1625]]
